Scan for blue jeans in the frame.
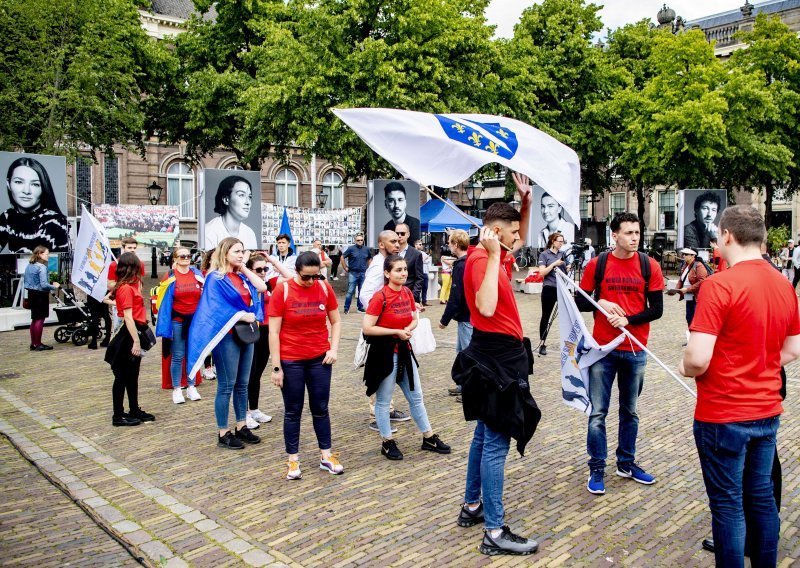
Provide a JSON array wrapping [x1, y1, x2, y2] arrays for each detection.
[[464, 420, 511, 529], [212, 334, 253, 429], [456, 322, 473, 353], [375, 354, 431, 438], [344, 271, 365, 312], [694, 417, 780, 568], [587, 349, 646, 471], [170, 320, 194, 388], [280, 355, 332, 454]]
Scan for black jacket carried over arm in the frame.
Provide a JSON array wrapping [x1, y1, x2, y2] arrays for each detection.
[[440, 255, 470, 326], [402, 246, 425, 302], [452, 329, 541, 456], [363, 335, 418, 397]]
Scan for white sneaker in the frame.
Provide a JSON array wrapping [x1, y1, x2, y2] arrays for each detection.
[[172, 388, 185, 404], [245, 413, 260, 430], [202, 366, 216, 380], [250, 409, 272, 423], [186, 385, 201, 401]]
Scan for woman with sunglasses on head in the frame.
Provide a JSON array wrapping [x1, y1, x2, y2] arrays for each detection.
[[536, 232, 568, 356], [104, 252, 154, 427], [156, 247, 205, 404], [244, 253, 292, 430], [185, 238, 267, 450], [269, 251, 342, 480], [362, 255, 450, 460]]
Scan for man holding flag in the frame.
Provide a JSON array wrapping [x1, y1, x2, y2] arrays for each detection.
[[576, 212, 664, 495]]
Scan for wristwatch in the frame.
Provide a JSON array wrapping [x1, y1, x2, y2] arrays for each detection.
[[273, 366, 281, 372]]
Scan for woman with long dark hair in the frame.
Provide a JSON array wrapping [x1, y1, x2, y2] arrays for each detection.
[[204, 176, 257, 249], [269, 251, 342, 480], [104, 252, 154, 427], [0, 156, 68, 253], [186, 238, 267, 449], [536, 231, 567, 356], [362, 255, 450, 460], [23, 246, 60, 350]]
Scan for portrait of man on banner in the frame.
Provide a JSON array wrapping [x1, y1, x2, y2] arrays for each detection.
[[372, 179, 421, 244], [529, 184, 574, 249], [678, 189, 726, 250], [0, 151, 69, 254], [201, 169, 262, 250]]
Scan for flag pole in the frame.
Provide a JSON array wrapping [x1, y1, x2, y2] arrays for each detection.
[[556, 270, 697, 398], [420, 184, 513, 252]]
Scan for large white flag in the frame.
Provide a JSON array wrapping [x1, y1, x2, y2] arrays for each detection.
[[332, 108, 581, 225], [556, 273, 624, 415], [71, 206, 113, 301]]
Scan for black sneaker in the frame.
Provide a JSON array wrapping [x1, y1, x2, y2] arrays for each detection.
[[218, 431, 244, 450], [538, 345, 546, 356], [234, 425, 261, 444], [381, 439, 403, 460], [130, 408, 155, 422], [112, 414, 141, 427], [480, 526, 539, 556], [421, 433, 451, 454], [457, 502, 484, 527], [99, 339, 110, 347]]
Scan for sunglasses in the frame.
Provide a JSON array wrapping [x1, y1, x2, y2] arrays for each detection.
[[396, 231, 407, 236], [176, 254, 191, 259], [299, 273, 325, 281], [253, 267, 268, 273]]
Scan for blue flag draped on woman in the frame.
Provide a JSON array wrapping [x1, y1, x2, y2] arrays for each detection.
[[186, 272, 262, 379]]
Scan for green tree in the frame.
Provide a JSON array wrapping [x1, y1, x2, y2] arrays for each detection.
[[726, 13, 800, 227], [159, 0, 499, 176], [0, 0, 168, 158]]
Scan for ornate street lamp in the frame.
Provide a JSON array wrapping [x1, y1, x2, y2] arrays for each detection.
[[147, 181, 163, 206], [317, 192, 328, 209], [464, 180, 483, 216]]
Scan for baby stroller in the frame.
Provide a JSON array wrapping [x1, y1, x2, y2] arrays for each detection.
[[53, 288, 101, 346]]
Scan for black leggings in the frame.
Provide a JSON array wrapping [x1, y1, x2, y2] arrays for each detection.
[[540, 285, 557, 341], [248, 325, 270, 410], [112, 357, 140, 416]]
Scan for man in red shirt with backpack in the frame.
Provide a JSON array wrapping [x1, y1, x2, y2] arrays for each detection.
[[577, 212, 664, 495], [680, 205, 800, 567]]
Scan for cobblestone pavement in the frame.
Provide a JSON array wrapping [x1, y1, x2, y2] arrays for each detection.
[[0, 275, 798, 567]]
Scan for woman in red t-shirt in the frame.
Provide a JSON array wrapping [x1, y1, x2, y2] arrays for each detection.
[[269, 252, 342, 480], [158, 247, 204, 404], [245, 253, 292, 429], [104, 252, 154, 427], [362, 255, 450, 461]]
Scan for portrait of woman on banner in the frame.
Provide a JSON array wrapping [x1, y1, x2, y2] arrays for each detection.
[[0, 156, 69, 253], [204, 175, 258, 250]]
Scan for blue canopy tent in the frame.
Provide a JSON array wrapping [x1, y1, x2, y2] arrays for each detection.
[[420, 199, 482, 233]]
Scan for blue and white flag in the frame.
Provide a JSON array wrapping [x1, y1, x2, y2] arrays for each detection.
[[332, 108, 581, 225], [71, 205, 113, 301], [278, 207, 296, 254], [556, 273, 624, 415]]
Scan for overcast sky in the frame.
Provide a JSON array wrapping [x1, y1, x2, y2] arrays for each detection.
[[486, 1, 751, 38]]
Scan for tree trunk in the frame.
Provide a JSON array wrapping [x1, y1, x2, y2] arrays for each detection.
[[635, 184, 647, 248], [764, 179, 773, 230]]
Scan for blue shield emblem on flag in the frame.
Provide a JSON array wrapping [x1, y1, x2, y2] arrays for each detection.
[[435, 115, 518, 160]]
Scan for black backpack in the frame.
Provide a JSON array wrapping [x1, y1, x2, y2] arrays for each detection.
[[593, 251, 652, 301]]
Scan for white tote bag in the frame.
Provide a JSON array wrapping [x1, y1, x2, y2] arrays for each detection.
[[410, 315, 436, 355], [353, 331, 369, 369]]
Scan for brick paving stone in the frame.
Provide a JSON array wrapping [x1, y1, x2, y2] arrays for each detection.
[[0, 278, 798, 566], [0, 438, 137, 567]]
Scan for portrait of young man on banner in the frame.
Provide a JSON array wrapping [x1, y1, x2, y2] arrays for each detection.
[[201, 169, 262, 250], [529, 184, 575, 249], [678, 189, 727, 250], [372, 179, 421, 244], [0, 151, 69, 254]]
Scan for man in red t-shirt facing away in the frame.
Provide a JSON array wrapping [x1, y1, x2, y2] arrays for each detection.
[[577, 212, 664, 496], [679, 205, 800, 566]]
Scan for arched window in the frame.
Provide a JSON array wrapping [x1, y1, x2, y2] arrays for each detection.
[[167, 162, 194, 219], [226, 163, 244, 170], [275, 168, 298, 207], [321, 171, 344, 209]]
